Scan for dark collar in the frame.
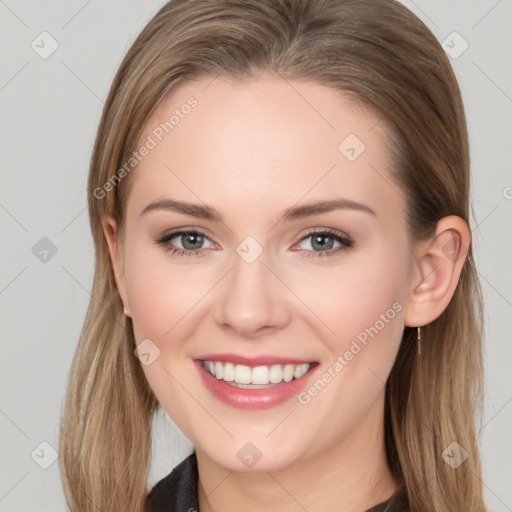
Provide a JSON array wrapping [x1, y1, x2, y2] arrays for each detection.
[[147, 451, 199, 511], [146, 452, 410, 511]]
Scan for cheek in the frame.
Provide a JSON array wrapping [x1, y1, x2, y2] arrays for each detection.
[[294, 260, 406, 430], [123, 245, 202, 343], [123, 247, 202, 426], [293, 254, 408, 410], [293, 256, 405, 348]]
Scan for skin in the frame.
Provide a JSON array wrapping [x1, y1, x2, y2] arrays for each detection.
[[103, 74, 470, 512]]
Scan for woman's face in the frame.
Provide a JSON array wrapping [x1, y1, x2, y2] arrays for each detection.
[[107, 75, 418, 472]]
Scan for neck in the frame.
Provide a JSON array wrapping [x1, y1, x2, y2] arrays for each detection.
[[196, 394, 400, 512]]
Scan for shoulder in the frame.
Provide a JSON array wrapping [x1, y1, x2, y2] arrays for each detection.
[[146, 451, 199, 512]]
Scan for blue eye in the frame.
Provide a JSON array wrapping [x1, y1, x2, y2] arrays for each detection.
[[156, 229, 215, 257], [294, 229, 353, 258], [156, 228, 353, 258]]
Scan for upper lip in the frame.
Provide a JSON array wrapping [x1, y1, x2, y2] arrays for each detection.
[[196, 353, 316, 366]]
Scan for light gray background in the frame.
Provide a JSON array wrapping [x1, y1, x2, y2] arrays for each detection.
[[1, 1, 511, 510]]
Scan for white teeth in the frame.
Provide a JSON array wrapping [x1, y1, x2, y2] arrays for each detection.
[[223, 362, 235, 381], [283, 364, 295, 382], [252, 366, 270, 385], [269, 364, 283, 383], [215, 361, 223, 380], [202, 360, 311, 385], [234, 364, 252, 384]]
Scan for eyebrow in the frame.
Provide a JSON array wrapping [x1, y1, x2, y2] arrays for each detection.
[[140, 198, 376, 222]]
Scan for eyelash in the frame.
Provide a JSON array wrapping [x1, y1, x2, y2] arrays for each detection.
[[156, 227, 354, 259]]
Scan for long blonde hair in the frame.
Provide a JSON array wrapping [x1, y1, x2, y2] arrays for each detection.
[[59, 0, 486, 510]]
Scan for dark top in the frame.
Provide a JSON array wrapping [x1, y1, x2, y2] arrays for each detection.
[[146, 452, 410, 511]]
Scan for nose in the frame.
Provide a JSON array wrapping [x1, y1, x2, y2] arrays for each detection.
[[213, 249, 292, 338]]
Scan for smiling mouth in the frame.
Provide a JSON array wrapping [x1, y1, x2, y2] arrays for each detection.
[[200, 360, 317, 388]]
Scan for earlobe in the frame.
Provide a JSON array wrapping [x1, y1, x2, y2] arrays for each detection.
[[404, 216, 470, 327], [101, 214, 132, 317]]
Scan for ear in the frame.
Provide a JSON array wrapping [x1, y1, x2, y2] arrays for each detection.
[[404, 215, 470, 327], [101, 214, 131, 317]]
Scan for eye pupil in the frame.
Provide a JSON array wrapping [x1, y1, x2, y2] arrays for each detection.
[[312, 234, 334, 251], [182, 233, 203, 250]]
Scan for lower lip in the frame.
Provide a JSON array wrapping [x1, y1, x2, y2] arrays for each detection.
[[195, 360, 318, 410]]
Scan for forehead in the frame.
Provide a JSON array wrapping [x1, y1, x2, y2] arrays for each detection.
[[126, 74, 403, 225]]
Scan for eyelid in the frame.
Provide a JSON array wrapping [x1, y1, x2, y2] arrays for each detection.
[[156, 227, 218, 248], [290, 227, 354, 256], [294, 226, 352, 243], [156, 226, 353, 257]]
